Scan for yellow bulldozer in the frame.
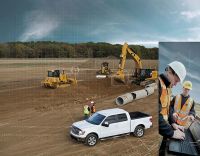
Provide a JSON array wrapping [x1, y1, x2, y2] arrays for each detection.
[[114, 42, 158, 86], [96, 62, 112, 78], [42, 69, 77, 89]]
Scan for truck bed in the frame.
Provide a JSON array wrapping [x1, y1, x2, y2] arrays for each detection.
[[129, 111, 150, 120]]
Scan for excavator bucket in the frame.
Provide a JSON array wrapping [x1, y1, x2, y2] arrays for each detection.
[[113, 74, 126, 83], [112, 68, 126, 83], [114, 77, 125, 83]]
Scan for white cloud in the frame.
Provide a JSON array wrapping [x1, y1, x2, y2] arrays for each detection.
[[19, 10, 59, 41], [181, 11, 200, 20], [110, 40, 158, 48], [124, 41, 158, 48]]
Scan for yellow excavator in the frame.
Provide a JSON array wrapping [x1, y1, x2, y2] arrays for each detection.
[[114, 42, 158, 85], [96, 62, 112, 78], [42, 69, 77, 89]]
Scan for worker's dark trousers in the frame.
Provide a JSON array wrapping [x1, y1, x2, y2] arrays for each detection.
[[84, 115, 89, 120], [159, 137, 167, 156]]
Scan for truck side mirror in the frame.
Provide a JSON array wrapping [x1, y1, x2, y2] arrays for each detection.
[[102, 122, 109, 127]]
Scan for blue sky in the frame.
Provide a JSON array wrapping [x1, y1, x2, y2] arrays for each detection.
[[1, 0, 200, 47], [159, 42, 200, 104]]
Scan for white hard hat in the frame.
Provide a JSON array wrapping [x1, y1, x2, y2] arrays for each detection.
[[168, 61, 186, 83], [90, 101, 94, 104]]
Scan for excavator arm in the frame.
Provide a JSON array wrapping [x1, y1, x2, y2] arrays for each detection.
[[114, 42, 142, 82]]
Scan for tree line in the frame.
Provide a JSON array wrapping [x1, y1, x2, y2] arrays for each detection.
[[0, 41, 158, 59]]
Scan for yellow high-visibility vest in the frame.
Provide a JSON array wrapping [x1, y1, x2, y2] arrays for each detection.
[[83, 105, 89, 115], [174, 95, 193, 126]]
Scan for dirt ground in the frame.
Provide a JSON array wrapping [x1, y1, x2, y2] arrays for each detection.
[[0, 59, 159, 156]]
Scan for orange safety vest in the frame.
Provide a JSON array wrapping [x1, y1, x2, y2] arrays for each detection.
[[91, 105, 96, 113], [174, 95, 193, 126], [159, 77, 171, 121]]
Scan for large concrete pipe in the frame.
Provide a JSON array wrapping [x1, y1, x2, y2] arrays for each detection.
[[145, 82, 157, 90], [116, 87, 154, 106]]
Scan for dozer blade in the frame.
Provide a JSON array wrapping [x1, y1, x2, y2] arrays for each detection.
[[96, 75, 107, 79], [42, 84, 57, 89], [58, 84, 70, 88]]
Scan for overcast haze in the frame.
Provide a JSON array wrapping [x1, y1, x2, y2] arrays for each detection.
[[1, 0, 200, 47]]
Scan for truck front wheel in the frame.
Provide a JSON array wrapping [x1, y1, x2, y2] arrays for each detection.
[[134, 126, 144, 137], [85, 134, 98, 146]]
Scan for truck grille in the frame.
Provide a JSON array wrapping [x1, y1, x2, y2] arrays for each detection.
[[71, 126, 80, 135]]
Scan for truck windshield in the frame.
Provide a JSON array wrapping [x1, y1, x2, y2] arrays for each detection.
[[86, 113, 106, 125]]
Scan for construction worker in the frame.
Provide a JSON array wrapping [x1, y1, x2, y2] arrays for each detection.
[[169, 81, 195, 129], [83, 105, 90, 119], [159, 61, 186, 155], [90, 101, 96, 114], [83, 98, 92, 119]]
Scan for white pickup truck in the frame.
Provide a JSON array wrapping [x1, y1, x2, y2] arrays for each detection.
[[70, 108, 152, 146]]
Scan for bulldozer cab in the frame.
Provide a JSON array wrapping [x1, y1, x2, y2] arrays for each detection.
[[48, 70, 62, 77], [102, 62, 109, 68], [48, 70, 55, 77], [47, 70, 66, 80], [101, 62, 109, 72]]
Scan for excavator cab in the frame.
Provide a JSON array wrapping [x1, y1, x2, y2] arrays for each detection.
[[133, 69, 153, 79], [132, 68, 158, 85]]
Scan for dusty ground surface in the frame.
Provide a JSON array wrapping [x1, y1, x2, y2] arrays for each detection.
[[0, 59, 159, 156]]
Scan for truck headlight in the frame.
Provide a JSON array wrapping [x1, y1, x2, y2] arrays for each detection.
[[78, 130, 85, 135]]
